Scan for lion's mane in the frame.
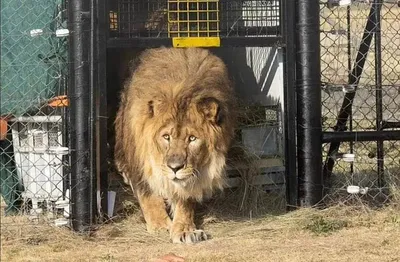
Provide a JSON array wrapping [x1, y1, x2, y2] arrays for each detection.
[[114, 47, 236, 201]]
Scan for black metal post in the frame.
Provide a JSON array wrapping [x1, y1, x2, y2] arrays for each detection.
[[89, 0, 98, 221], [93, 0, 109, 219], [323, 5, 377, 188], [68, 0, 94, 232], [322, 130, 400, 143], [296, 0, 323, 207], [282, 0, 298, 208], [374, 0, 384, 188]]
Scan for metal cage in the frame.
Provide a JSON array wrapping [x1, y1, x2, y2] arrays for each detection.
[[107, 0, 283, 47]]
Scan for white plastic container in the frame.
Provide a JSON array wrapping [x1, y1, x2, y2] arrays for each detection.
[[10, 116, 69, 219]]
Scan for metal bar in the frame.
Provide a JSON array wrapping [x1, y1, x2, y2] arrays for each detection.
[[382, 121, 400, 129], [95, 0, 109, 219], [89, 0, 97, 223], [68, 0, 93, 232], [346, 5, 354, 174], [111, 29, 281, 39], [374, 0, 384, 187], [322, 131, 400, 143], [107, 38, 172, 48], [62, 107, 69, 201], [9, 116, 62, 123], [107, 37, 284, 48], [227, 26, 281, 36], [62, 0, 71, 201], [323, 5, 377, 188], [296, 0, 323, 207], [282, 0, 298, 209]]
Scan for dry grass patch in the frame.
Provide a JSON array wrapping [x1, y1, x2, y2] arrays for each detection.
[[1, 204, 400, 262]]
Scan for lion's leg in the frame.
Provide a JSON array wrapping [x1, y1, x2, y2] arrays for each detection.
[[170, 199, 207, 244], [135, 189, 172, 233]]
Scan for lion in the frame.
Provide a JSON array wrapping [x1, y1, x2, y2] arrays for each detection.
[[114, 47, 236, 244]]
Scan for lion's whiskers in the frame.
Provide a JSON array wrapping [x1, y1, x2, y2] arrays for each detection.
[[192, 168, 201, 178], [161, 164, 170, 173]]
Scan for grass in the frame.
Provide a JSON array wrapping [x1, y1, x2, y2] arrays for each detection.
[[304, 215, 349, 235], [1, 205, 400, 262]]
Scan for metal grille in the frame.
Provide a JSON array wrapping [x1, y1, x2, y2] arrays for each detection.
[[167, 1, 220, 37], [320, 1, 400, 205], [108, 0, 281, 38]]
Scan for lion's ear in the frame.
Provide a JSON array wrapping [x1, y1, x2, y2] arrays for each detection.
[[197, 97, 223, 125]]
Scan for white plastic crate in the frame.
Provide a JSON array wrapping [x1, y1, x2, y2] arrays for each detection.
[[10, 116, 69, 220]]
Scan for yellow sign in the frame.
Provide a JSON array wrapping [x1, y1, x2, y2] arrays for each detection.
[[172, 37, 220, 47]]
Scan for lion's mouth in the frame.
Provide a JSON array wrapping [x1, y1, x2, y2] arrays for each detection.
[[172, 175, 193, 185], [172, 177, 189, 182]]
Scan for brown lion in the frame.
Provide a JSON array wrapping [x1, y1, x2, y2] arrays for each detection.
[[114, 47, 236, 244]]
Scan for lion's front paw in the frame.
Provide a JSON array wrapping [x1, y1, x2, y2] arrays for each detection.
[[146, 217, 172, 234], [170, 229, 208, 244]]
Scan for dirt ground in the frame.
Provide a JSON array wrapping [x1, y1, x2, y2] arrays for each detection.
[[1, 204, 400, 262]]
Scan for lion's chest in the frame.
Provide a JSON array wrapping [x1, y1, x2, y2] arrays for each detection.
[[146, 170, 210, 201], [146, 173, 174, 198]]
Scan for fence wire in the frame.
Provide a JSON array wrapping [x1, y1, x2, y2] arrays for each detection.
[[0, 0, 69, 239], [320, 1, 400, 206]]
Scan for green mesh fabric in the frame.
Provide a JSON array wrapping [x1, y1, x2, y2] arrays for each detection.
[[1, 0, 67, 117]]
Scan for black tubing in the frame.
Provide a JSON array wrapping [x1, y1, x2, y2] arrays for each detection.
[[68, 0, 94, 232], [296, 0, 323, 207]]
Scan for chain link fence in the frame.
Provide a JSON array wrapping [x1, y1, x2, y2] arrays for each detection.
[[320, 1, 400, 206], [0, 0, 69, 239]]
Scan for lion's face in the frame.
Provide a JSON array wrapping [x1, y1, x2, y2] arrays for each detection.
[[154, 119, 211, 187]]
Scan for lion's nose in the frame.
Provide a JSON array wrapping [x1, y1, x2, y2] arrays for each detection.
[[168, 163, 184, 174], [167, 154, 186, 173]]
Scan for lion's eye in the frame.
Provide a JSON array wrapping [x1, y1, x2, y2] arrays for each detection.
[[163, 134, 170, 141], [189, 135, 197, 142]]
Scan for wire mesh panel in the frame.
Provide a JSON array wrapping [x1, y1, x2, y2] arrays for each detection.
[[108, 0, 281, 38], [0, 0, 69, 239], [320, 1, 400, 205], [167, 0, 220, 37]]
